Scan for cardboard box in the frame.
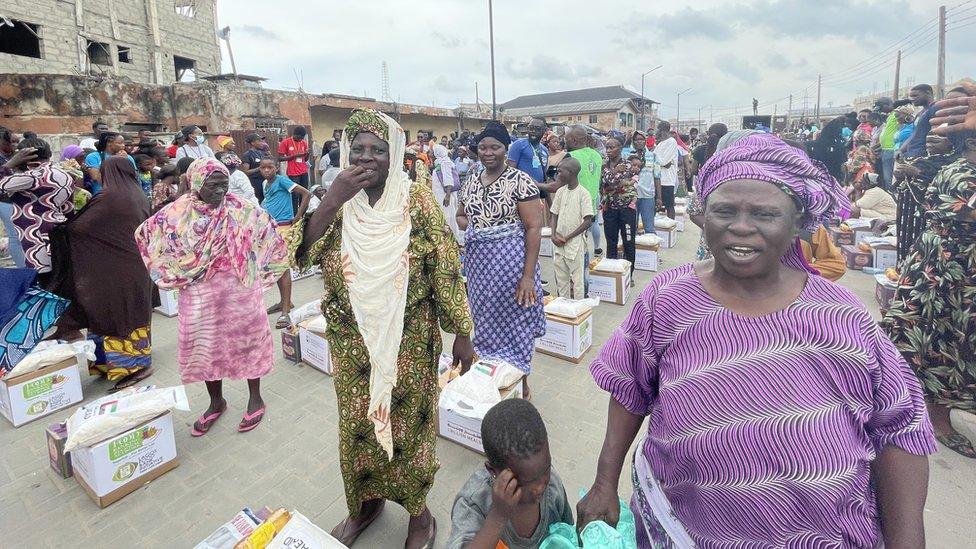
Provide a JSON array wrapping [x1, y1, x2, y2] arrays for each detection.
[[616, 244, 660, 272], [841, 244, 873, 271], [864, 239, 898, 271], [281, 327, 301, 363], [874, 273, 898, 313], [46, 422, 72, 478], [438, 380, 524, 455], [72, 412, 179, 508], [829, 227, 855, 247], [655, 227, 678, 248], [154, 288, 179, 317], [290, 266, 320, 282], [0, 358, 84, 427], [298, 325, 332, 375], [588, 268, 632, 305], [535, 310, 593, 363]]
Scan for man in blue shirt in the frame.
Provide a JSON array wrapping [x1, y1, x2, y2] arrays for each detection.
[[507, 118, 548, 184], [901, 84, 935, 159], [258, 158, 311, 329]]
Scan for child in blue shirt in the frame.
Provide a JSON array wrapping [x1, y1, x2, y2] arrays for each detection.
[[259, 158, 310, 328]]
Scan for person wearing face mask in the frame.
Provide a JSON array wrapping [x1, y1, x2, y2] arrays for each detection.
[[137, 158, 288, 435], [49, 156, 155, 392], [175, 125, 215, 161], [0, 138, 74, 281], [298, 109, 474, 548]]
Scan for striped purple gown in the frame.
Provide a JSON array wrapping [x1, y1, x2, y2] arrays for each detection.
[[590, 264, 936, 549]]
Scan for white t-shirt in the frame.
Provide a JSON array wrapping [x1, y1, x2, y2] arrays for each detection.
[[655, 137, 679, 187], [228, 169, 258, 205], [175, 144, 215, 160]]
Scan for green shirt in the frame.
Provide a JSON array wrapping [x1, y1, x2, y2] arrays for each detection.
[[569, 147, 603, 209], [879, 112, 899, 151]]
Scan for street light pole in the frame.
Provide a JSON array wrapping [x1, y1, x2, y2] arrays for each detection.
[[488, 0, 497, 120], [639, 65, 662, 131], [676, 87, 691, 133]]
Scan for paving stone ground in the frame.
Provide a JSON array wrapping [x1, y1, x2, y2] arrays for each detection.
[[1, 222, 974, 548]]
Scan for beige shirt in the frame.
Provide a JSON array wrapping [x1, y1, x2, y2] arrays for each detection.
[[550, 184, 595, 260], [855, 187, 897, 222]]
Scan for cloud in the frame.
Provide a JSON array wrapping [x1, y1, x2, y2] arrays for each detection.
[[504, 55, 604, 82], [432, 32, 462, 49], [653, 7, 735, 41], [237, 24, 279, 41], [715, 55, 760, 82], [765, 53, 807, 70]]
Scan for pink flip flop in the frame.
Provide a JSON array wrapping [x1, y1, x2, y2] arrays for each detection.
[[191, 405, 226, 437], [238, 405, 267, 433]]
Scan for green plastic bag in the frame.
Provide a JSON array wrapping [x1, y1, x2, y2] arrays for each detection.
[[540, 489, 637, 549]]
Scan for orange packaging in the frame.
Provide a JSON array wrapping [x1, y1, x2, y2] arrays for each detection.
[[234, 509, 291, 549]]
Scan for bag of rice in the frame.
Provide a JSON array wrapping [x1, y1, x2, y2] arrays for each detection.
[[7, 340, 96, 378], [63, 385, 190, 452]]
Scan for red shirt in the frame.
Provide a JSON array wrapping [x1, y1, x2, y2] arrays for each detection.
[[278, 137, 309, 177]]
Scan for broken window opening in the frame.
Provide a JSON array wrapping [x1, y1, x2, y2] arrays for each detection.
[[86, 40, 111, 66], [0, 19, 42, 59], [174, 55, 196, 82], [117, 46, 131, 63], [175, 0, 198, 17]]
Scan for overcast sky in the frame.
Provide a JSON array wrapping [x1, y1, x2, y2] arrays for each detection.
[[217, 0, 974, 123]]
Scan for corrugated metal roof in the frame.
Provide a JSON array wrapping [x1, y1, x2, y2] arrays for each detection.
[[503, 98, 636, 117], [501, 85, 656, 109]]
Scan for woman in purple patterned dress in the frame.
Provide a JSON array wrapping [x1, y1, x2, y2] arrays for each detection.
[[578, 134, 937, 548]]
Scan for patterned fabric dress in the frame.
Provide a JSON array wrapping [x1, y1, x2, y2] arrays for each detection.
[[303, 182, 472, 517], [0, 162, 74, 273], [893, 151, 958, 261], [458, 166, 545, 373], [883, 158, 976, 413], [591, 264, 935, 548]]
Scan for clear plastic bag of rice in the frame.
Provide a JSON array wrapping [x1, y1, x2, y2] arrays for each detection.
[[7, 339, 96, 378], [634, 233, 663, 247], [594, 259, 631, 273], [63, 385, 190, 452], [544, 297, 600, 319]]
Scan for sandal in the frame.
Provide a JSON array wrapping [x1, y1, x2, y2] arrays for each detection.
[[936, 431, 976, 459], [267, 302, 283, 314], [108, 368, 154, 394], [275, 313, 291, 329], [404, 515, 436, 549], [238, 405, 267, 432], [191, 403, 227, 437], [330, 501, 386, 547]]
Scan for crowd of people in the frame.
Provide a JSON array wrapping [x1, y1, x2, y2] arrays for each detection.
[[0, 79, 974, 548]]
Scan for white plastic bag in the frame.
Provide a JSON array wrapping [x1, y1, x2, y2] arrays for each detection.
[[654, 216, 677, 229], [541, 226, 553, 237], [470, 359, 524, 390], [302, 315, 328, 334], [267, 510, 346, 549], [289, 299, 324, 326], [7, 340, 96, 378], [439, 372, 500, 419], [594, 259, 631, 273], [634, 233, 662, 247], [545, 297, 600, 319], [64, 385, 191, 452]]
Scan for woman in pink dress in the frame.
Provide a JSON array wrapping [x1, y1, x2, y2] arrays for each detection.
[[136, 158, 288, 435]]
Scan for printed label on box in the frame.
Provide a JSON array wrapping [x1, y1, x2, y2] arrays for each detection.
[[1, 360, 84, 427], [154, 289, 179, 317], [634, 247, 659, 271], [539, 237, 553, 257], [298, 328, 332, 374]]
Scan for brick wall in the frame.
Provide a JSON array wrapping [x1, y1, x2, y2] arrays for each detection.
[[0, 0, 220, 84]]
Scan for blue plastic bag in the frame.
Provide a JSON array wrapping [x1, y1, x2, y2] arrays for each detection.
[[540, 489, 637, 549]]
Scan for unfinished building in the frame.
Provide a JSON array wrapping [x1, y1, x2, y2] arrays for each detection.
[[0, 0, 220, 84]]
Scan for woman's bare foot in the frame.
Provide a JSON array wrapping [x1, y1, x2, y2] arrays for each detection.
[[330, 499, 385, 546], [405, 507, 436, 549]]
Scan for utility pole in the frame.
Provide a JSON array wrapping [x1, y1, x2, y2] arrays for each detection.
[[676, 88, 691, 133], [709, 105, 713, 127], [639, 65, 662, 131], [488, 0, 497, 120], [788, 94, 793, 129], [937, 5, 946, 98], [815, 74, 822, 125], [892, 50, 901, 100]]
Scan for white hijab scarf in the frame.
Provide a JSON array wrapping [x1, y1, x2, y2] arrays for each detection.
[[339, 109, 412, 460]]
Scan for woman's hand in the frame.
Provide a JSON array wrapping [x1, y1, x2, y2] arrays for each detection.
[[515, 275, 537, 307], [323, 166, 374, 208], [931, 92, 976, 136], [2, 147, 37, 169], [576, 481, 620, 533], [893, 163, 920, 181], [452, 335, 475, 374]]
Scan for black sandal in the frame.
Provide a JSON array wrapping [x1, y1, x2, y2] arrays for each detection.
[[936, 432, 976, 459], [108, 368, 154, 393], [330, 501, 385, 547]]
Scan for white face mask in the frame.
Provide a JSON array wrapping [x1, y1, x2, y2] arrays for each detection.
[[195, 135, 205, 145]]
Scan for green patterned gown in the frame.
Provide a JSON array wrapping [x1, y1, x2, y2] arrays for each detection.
[[883, 158, 976, 413], [303, 182, 473, 517]]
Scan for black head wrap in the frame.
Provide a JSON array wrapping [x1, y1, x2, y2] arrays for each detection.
[[476, 121, 511, 147]]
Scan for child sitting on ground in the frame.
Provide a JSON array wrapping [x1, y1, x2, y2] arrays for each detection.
[[447, 399, 573, 549], [549, 156, 594, 299]]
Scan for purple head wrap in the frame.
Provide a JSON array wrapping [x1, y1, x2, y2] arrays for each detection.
[[697, 134, 851, 275], [60, 145, 84, 161]]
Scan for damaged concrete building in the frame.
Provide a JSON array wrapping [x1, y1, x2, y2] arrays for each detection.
[[1, 0, 502, 152]]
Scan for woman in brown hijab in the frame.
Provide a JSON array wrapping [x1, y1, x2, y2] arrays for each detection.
[[52, 155, 154, 391]]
